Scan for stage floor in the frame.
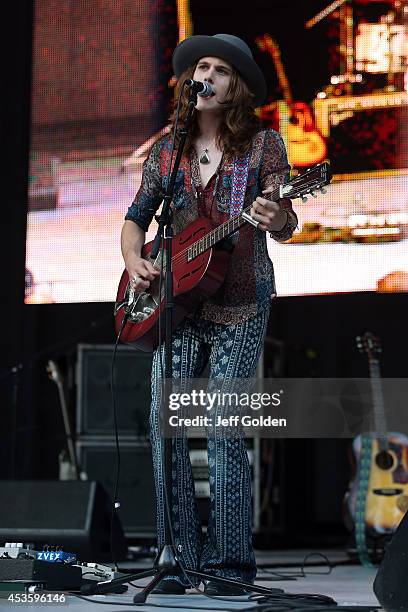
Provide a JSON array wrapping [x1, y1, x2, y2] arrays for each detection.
[[0, 549, 381, 611]]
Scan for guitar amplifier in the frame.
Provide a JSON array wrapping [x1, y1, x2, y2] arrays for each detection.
[[76, 440, 156, 538], [313, 94, 408, 173], [76, 344, 152, 437]]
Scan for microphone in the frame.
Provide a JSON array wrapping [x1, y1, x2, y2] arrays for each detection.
[[185, 79, 214, 98]]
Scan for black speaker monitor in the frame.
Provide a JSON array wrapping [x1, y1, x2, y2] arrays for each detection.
[[0, 480, 127, 562], [373, 509, 408, 609], [76, 441, 156, 537]]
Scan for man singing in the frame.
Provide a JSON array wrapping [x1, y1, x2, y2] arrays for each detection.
[[121, 34, 297, 595]]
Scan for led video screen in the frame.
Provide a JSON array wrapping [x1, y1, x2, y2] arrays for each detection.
[[25, 0, 408, 303]]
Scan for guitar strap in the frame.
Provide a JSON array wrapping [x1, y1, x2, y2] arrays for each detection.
[[355, 433, 374, 567], [230, 151, 251, 217]]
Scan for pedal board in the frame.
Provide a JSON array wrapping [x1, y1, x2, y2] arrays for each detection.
[[74, 562, 124, 582], [0, 544, 76, 564], [0, 544, 127, 593], [0, 558, 82, 591]]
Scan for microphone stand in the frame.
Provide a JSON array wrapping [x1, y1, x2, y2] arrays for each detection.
[[81, 85, 280, 602]]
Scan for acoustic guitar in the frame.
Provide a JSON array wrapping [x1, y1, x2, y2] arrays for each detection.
[[344, 332, 408, 535], [114, 162, 331, 351], [255, 34, 327, 168]]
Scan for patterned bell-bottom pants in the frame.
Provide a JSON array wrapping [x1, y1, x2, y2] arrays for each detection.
[[149, 309, 269, 585]]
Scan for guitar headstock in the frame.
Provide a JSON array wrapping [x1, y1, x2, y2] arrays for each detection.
[[46, 359, 63, 385], [282, 162, 332, 201], [255, 34, 280, 58], [255, 33, 280, 57], [356, 332, 382, 361]]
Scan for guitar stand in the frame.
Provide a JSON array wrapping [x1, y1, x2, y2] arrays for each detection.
[[83, 82, 282, 602]]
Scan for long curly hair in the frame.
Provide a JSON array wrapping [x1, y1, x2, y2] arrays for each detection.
[[169, 63, 261, 158]]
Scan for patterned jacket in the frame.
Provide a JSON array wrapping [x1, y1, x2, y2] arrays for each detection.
[[125, 129, 297, 325]]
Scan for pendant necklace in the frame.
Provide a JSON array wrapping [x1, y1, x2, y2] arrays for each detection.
[[198, 140, 215, 164], [200, 148, 211, 164]]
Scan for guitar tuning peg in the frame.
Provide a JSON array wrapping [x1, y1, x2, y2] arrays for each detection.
[[320, 187, 327, 194], [301, 195, 308, 203], [310, 190, 318, 198]]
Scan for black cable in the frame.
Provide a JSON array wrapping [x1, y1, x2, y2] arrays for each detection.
[[83, 80, 196, 602], [139, 603, 256, 611], [70, 546, 368, 610], [69, 593, 382, 612], [255, 572, 298, 581], [79, 81, 208, 601], [108, 315, 128, 571], [254, 607, 378, 612], [257, 551, 350, 578], [301, 553, 332, 576], [69, 549, 347, 610], [72, 592, 256, 610], [248, 592, 337, 609], [255, 551, 336, 582]]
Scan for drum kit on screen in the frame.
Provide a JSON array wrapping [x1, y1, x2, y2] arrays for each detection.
[[306, 0, 408, 163], [355, 1, 407, 92], [307, 0, 408, 94]]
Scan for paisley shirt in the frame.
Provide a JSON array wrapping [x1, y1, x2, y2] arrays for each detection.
[[125, 129, 297, 325]]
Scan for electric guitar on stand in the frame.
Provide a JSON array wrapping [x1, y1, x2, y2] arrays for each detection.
[[344, 333, 408, 561], [255, 34, 327, 168], [47, 360, 82, 481]]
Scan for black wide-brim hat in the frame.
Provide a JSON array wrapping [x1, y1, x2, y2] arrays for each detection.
[[172, 33, 267, 107]]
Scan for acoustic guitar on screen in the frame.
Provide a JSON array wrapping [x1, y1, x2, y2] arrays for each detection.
[[114, 162, 332, 352], [255, 33, 327, 168], [344, 332, 408, 535]]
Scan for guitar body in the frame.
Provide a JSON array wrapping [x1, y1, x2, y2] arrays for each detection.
[[114, 217, 231, 352], [345, 434, 408, 533], [286, 103, 327, 168]]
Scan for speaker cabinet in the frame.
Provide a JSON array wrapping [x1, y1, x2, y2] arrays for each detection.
[[76, 344, 152, 437], [0, 480, 127, 562], [76, 440, 156, 538]]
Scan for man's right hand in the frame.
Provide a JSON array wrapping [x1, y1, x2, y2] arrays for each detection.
[[126, 255, 160, 293]]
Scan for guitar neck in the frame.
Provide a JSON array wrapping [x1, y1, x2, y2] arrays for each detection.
[[256, 35, 293, 104], [368, 358, 388, 448], [272, 53, 293, 105], [186, 184, 283, 261], [182, 162, 331, 261]]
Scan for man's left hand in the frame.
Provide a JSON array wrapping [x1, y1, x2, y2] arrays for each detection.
[[250, 189, 288, 232]]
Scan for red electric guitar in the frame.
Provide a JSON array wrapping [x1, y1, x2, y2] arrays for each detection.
[[114, 162, 331, 351]]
